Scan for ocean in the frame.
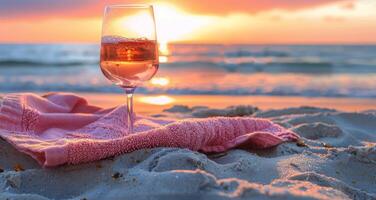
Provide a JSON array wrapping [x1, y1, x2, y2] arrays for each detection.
[[0, 43, 375, 98]]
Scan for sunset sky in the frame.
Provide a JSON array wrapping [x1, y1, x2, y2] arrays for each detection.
[[1, 0, 375, 44]]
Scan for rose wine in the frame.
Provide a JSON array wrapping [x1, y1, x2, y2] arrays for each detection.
[[100, 36, 159, 87]]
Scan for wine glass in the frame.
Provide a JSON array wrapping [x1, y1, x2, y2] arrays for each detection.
[[100, 4, 159, 133]]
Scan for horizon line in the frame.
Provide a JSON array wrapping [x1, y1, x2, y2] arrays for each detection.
[[1, 41, 376, 46]]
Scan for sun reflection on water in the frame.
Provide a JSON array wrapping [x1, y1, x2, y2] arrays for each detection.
[[150, 77, 170, 86], [138, 95, 175, 105], [159, 41, 169, 55], [158, 41, 169, 63], [159, 55, 168, 63]]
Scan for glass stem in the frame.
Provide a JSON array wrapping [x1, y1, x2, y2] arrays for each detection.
[[125, 87, 135, 133]]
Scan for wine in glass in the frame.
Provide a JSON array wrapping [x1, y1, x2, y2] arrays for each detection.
[[100, 4, 159, 133]]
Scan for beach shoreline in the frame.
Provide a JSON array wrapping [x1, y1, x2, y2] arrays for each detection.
[[0, 94, 375, 199], [80, 93, 376, 114]]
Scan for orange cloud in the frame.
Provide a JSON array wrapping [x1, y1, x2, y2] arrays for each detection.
[[323, 15, 346, 22], [0, 0, 97, 19], [340, 1, 356, 10], [0, 0, 346, 20], [162, 0, 344, 15], [0, 0, 375, 44]]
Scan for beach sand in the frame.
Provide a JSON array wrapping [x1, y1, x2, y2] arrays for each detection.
[[0, 94, 375, 199]]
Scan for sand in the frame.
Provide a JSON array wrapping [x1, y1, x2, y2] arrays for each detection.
[[0, 95, 376, 200]]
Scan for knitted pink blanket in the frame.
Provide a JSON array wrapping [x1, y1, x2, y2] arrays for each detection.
[[0, 93, 298, 167]]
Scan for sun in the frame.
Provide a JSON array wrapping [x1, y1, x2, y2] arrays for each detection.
[[116, 11, 156, 39], [116, 3, 213, 60], [113, 3, 213, 49], [153, 3, 213, 44]]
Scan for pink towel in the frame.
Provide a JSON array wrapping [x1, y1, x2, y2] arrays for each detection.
[[0, 93, 298, 167]]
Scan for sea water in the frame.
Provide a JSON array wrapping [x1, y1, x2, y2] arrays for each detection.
[[0, 43, 375, 98]]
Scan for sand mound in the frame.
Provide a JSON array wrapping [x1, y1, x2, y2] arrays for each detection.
[[1, 106, 375, 200]]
